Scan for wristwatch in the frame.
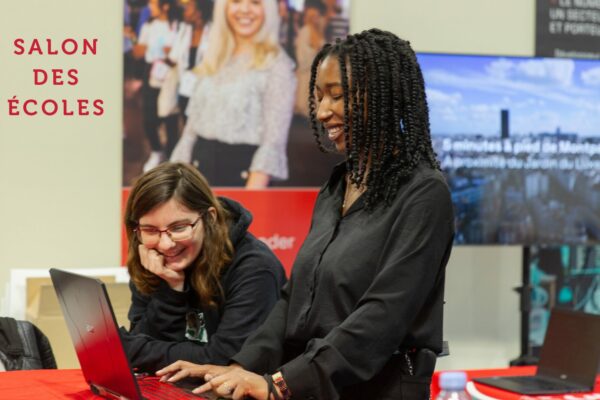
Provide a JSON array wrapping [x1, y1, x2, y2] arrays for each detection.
[[271, 371, 292, 400]]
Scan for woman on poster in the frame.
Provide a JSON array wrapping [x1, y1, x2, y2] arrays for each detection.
[[170, 0, 296, 188], [133, 0, 180, 172], [166, 0, 213, 124], [157, 29, 455, 400]]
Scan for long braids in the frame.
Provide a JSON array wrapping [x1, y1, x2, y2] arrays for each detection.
[[308, 28, 440, 210]]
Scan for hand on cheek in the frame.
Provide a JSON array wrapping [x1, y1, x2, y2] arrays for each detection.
[[138, 244, 186, 291]]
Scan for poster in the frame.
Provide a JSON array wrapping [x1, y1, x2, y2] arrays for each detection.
[[121, 0, 351, 271], [536, 0, 600, 59], [122, 0, 350, 187]]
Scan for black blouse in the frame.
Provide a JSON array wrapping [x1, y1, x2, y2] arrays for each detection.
[[232, 163, 455, 399]]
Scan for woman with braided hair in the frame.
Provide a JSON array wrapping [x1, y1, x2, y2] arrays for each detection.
[[157, 29, 455, 400]]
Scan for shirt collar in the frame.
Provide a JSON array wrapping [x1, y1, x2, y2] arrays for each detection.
[[322, 161, 347, 194], [321, 161, 367, 216]]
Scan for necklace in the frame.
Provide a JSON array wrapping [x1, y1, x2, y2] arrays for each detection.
[[342, 177, 366, 213]]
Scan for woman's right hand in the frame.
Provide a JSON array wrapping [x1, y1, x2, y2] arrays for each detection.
[[138, 245, 186, 291], [157, 362, 269, 400]]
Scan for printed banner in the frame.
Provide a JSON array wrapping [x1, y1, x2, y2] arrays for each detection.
[[536, 0, 600, 59], [123, 0, 350, 187]]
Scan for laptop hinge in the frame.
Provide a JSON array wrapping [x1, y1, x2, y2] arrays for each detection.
[[90, 382, 133, 400]]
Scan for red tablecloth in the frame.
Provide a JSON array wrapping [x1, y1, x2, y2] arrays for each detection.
[[1, 367, 599, 399], [0, 369, 101, 399], [432, 366, 600, 400]]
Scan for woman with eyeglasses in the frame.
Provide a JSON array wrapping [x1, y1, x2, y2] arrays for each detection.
[[121, 162, 287, 372]]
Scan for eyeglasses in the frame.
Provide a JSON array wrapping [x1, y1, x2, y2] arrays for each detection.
[[134, 215, 202, 246]]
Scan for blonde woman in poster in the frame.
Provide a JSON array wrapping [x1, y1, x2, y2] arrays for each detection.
[[170, 0, 296, 188]]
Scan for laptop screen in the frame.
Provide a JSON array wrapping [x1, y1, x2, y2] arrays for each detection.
[[50, 268, 142, 400], [538, 308, 600, 387]]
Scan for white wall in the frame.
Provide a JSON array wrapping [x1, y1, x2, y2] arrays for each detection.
[[0, 0, 122, 312], [0, 0, 535, 370], [351, 0, 535, 56]]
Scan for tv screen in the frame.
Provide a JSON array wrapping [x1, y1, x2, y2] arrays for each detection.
[[418, 53, 600, 245]]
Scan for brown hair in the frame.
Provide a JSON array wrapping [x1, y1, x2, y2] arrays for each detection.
[[124, 162, 233, 308]]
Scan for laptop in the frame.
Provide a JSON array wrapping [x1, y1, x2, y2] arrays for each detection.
[[474, 308, 600, 395], [49, 268, 217, 400]]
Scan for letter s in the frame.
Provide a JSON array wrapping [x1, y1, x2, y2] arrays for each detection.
[[13, 38, 25, 55], [93, 99, 104, 116]]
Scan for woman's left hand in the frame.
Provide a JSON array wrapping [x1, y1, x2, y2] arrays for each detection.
[[245, 171, 270, 189], [196, 368, 269, 400], [156, 361, 238, 383]]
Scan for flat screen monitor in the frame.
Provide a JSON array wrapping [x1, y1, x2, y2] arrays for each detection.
[[418, 53, 600, 245]]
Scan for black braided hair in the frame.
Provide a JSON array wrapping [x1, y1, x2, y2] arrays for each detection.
[[308, 29, 440, 210]]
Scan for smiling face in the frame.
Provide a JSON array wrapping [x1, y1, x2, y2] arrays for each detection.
[[138, 198, 206, 272], [315, 55, 349, 153], [226, 0, 265, 42]]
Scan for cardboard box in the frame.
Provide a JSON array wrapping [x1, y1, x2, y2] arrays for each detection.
[[26, 277, 131, 369]]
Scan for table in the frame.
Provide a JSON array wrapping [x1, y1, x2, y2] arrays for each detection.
[[0, 369, 101, 399], [0, 369, 214, 399], [431, 366, 600, 400], [2, 367, 599, 399]]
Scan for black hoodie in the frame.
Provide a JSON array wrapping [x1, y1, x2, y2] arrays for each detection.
[[121, 197, 287, 372]]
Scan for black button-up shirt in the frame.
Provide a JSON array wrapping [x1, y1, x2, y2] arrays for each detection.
[[233, 163, 454, 399]]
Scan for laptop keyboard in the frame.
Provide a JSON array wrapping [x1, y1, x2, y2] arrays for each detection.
[[137, 377, 207, 400]]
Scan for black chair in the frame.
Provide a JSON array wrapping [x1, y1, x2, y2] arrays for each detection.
[[0, 317, 57, 371]]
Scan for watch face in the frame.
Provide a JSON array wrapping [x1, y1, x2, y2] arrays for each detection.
[[272, 372, 291, 398]]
